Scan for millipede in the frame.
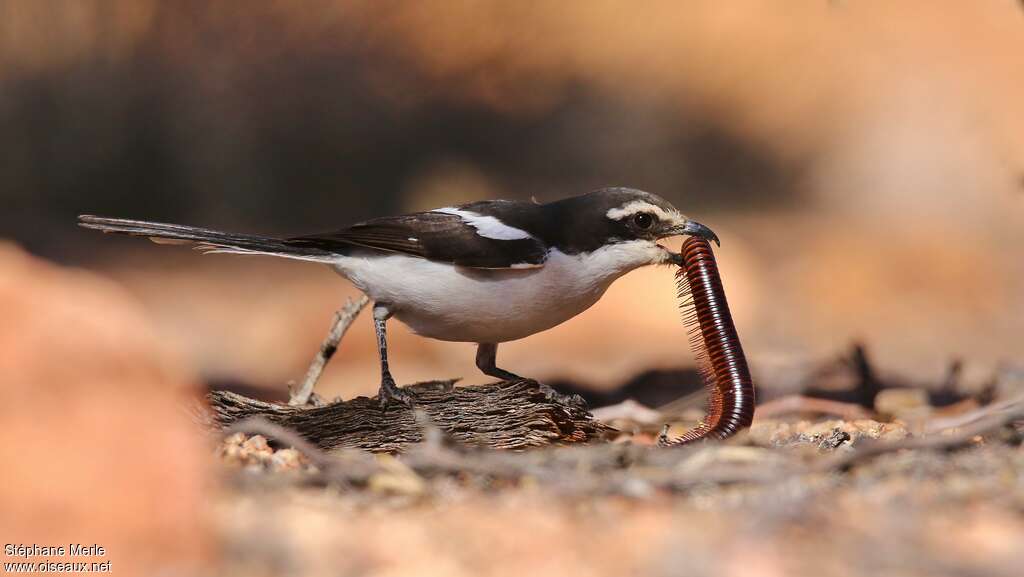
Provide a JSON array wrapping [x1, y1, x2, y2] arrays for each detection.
[[659, 236, 756, 446]]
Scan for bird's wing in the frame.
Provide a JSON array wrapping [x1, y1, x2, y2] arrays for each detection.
[[285, 210, 549, 269]]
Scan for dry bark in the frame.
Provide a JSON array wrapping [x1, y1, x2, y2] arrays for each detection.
[[209, 379, 614, 452]]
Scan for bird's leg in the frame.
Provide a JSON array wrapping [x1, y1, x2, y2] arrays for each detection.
[[373, 304, 414, 408], [475, 343, 524, 381], [476, 343, 569, 401]]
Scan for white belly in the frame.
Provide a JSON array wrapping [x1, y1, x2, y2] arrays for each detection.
[[332, 242, 665, 343]]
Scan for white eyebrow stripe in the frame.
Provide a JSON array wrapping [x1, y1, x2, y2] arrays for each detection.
[[433, 207, 534, 240], [605, 201, 678, 223]]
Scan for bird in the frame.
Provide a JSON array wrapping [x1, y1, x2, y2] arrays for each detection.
[[78, 187, 719, 407]]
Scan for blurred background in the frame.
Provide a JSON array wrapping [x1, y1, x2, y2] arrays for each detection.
[[3, 0, 1023, 399]]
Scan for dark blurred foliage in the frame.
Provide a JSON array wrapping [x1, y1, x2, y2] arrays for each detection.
[[0, 2, 798, 259]]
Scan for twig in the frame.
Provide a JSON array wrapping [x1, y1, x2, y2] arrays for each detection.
[[924, 394, 1024, 433], [289, 295, 369, 406], [815, 404, 1024, 472]]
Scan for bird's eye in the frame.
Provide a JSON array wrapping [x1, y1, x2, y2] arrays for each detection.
[[633, 213, 654, 229]]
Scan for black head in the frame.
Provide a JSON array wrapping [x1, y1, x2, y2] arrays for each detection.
[[546, 188, 719, 253]]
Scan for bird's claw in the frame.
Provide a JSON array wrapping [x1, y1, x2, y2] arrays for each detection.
[[378, 377, 415, 409]]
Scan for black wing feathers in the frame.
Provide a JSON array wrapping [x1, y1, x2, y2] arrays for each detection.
[[287, 210, 549, 269]]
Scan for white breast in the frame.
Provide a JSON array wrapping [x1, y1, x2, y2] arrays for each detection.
[[331, 241, 667, 343]]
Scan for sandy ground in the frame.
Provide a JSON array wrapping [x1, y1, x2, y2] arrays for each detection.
[[211, 415, 1024, 577]]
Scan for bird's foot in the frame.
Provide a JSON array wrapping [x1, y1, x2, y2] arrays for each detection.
[[484, 367, 579, 405], [532, 380, 584, 407], [484, 367, 525, 382], [378, 377, 415, 409], [488, 369, 559, 399], [536, 381, 562, 400]]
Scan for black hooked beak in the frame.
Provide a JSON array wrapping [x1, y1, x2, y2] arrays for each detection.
[[676, 219, 720, 247]]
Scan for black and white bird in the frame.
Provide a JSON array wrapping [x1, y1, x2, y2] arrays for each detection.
[[79, 187, 718, 406]]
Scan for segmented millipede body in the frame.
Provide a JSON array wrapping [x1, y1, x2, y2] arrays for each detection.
[[660, 236, 755, 445]]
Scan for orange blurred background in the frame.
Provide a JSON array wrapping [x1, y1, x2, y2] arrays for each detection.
[[3, 0, 1022, 399]]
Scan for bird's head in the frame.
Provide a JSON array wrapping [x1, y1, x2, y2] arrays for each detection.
[[600, 188, 718, 244], [568, 188, 718, 266]]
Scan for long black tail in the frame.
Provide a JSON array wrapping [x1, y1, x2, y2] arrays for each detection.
[[77, 215, 336, 262]]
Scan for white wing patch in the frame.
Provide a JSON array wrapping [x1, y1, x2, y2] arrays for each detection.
[[509, 261, 544, 269], [605, 201, 678, 224], [433, 207, 534, 240]]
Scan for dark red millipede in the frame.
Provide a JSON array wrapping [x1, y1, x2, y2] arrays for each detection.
[[659, 236, 755, 446]]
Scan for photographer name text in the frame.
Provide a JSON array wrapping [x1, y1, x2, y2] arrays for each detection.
[[4, 544, 105, 559]]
